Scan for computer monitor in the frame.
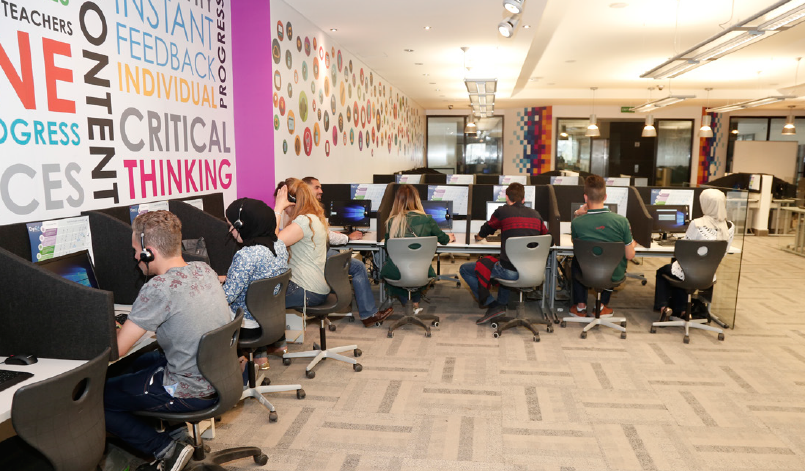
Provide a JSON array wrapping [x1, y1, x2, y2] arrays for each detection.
[[328, 200, 371, 232], [647, 205, 689, 236], [485, 201, 532, 221], [36, 250, 100, 289], [570, 202, 617, 219], [421, 200, 453, 229]]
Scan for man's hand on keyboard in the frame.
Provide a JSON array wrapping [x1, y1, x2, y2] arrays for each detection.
[[474, 234, 484, 242]]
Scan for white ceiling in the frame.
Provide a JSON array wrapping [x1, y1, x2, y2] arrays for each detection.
[[287, 0, 805, 111]]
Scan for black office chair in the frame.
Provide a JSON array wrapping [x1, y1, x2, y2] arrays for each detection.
[[383, 237, 440, 337], [137, 311, 270, 469], [240, 271, 305, 422], [0, 348, 110, 471], [561, 239, 628, 339], [282, 251, 362, 378], [650, 240, 728, 343], [490, 235, 554, 342]]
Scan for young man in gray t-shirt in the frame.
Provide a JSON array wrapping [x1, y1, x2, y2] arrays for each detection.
[[105, 211, 230, 471]]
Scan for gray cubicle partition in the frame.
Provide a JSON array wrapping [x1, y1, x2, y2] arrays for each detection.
[[0, 222, 32, 260], [169, 200, 237, 275], [0, 246, 119, 361], [83, 211, 145, 305]]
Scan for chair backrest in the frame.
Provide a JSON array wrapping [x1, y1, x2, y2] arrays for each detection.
[[572, 239, 625, 290], [324, 250, 354, 313], [242, 270, 292, 349], [12, 347, 111, 471], [194, 311, 244, 419], [672, 239, 728, 291], [497, 235, 552, 288], [384, 236, 438, 288]]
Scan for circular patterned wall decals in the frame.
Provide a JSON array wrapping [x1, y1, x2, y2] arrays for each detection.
[[348, 60, 353, 73], [279, 97, 286, 116], [357, 86, 361, 100], [285, 49, 292, 69], [296, 36, 302, 52], [358, 131, 363, 150], [313, 123, 320, 146], [338, 113, 344, 132], [287, 110, 295, 134], [324, 77, 330, 97], [286, 22, 293, 40], [302, 62, 308, 81], [303, 128, 312, 156], [273, 92, 278, 107], [348, 84, 352, 98], [337, 50, 342, 72], [304, 37, 311, 56], [353, 102, 359, 123], [343, 131, 347, 143], [352, 74, 356, 86], [350, 129, 354, 145], [376, 110, 381, 130], [318, 89, 323, 105], [370, 72, 373, 86], [318, 46, 324, 60], [312, 37, 317, 51], [339, 82, 345, 106], [311, 99, 316, 113], [310, 81, 316, 93], [287, 82, 293, 98], [360, 106, 366, 128], [272, 39, 281, 64], [273, 115, 280, 130], [273, 70, 281, 90], [332, 126, 338, 145], [324, 52, 330, 69], [313, 58, 319, 79], [294, 135, 301, 155], [325, 141, 330, 156], [276, 21, 284, 40], [282, 139, 288, 154], [331, 46, 335, 60], [298, 91, 308, 122], [293, 70, 298, 83], [330, 65, 337, 86], [324, 111, 330, 131], [346, 106, 351, 123], [360, 69, 364, 85], [317, 108, 322, 121]]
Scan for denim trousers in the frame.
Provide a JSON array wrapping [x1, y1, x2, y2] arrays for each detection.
[[459, 260, 516, 307], [285, 280, 328, 309], [328, 249, 377, 319], [104, 351, 217, 458]]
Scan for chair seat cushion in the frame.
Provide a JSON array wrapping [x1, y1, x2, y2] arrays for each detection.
[[493, 277, 530, 289], [293, 294, 338, 316]]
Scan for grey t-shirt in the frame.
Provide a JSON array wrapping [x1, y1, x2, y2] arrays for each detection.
[[128, 262, 230, 398]]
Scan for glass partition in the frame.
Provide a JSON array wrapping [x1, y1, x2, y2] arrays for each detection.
[[655, 120, 693, 187], [426, 116, 464, 173], [556, 119, 591, 172]]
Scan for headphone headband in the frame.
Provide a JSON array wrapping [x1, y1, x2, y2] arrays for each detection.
[[139, 231, 154, 263], [232, 200, 245, 231]]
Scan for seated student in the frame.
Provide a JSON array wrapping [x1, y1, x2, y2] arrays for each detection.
[[302, 176, 394, 326], [105, 211, 231, 471], [654, 188, 735, 320], [380, 185, 456, 310], [459, 182, 549, 325], [570, 175, 636, 317], [220, 198, 289, 369]]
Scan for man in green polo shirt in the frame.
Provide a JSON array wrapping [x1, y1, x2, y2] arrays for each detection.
[[570, 175, 636, 316]]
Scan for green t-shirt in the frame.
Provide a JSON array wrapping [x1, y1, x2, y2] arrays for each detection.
[[570, 208, 633, 281]]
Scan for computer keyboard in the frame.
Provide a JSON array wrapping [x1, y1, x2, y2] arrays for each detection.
[[115, 313, 128, 325], [486, 234, 501, 243], [0, 369, 34, 393]]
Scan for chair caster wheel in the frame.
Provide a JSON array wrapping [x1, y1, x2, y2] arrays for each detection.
[[553, 318, 560, 324], [718, 333, 725, 341], [313, 343, 321, 350], [683, 336, 690, 344], [560, 321, 567, 328], [533, 335, 540, 342], [204, 444, 211, 453], [375, 321, 381, 327], [269, 411, 278, 422], [387, 330, 394, 338], [329, 324, 337, 332], [650, 326, 657, 334], [641, 280, 647, 286], [254, 454, 268, 465], [354, 349, 362, 357], [261, 378, 271, 386], [432, 321, 439, 327], [547, 325, 554, 333], [353, 363, 362, 372], [621, 332, 627, 339], [493, 332, 500, 339], [621, 321, 627, 328], [348, 316, 355, 322], [305, 370, 316, 379], [580, 331, 587, 339], [425, 331, 432, 338], [282, 358, 291, 366], [456, 282, 461, 288], [490, 322, 498, 330], [297, 389, 306, 399]]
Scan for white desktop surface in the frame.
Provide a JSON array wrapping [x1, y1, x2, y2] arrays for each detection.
[[556, 233, 741, 254], [0, 357, 87, 423], [343, 231, 379, 245]]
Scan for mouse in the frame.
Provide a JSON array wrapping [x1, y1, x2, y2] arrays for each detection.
[[5, 354, 38, 365]]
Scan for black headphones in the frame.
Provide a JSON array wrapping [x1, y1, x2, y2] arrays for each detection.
[[139, 232, 154, 263], [232, 200, 245, 231]]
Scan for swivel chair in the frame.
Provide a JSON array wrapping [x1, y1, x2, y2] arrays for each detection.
[[282, 251, 363, 378], [650, 240, 727, 343], [240, 271, 305, 422], [561, 240, 628, 339], [137, 312, 271, 469], [383, 237, 440, 338], [0, 348, 110, 471], [490, 235, 554, 342]]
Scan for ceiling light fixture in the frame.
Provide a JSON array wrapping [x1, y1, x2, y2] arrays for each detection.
[[464, 110, 477, 134], [464, 79, 498, 94], [523, 24, 531, 29], [783, 105, 797, 135], [642, 115, 657, 137], [498, 15, 520, 38], [641, 1, 805, 80], [503, 0, 525, 14], [560, 125, 568, 138], [706, 96, 789, 113], [700, 88, 714, 138], [404, 49, 414, 52], [424, 26, 432, 30], [631, 95, 695, 113], [586, 87, 600, 137], [330, 28, 337, 32]]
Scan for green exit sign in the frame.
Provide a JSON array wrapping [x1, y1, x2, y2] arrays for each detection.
[[621, 106, 635, 113]]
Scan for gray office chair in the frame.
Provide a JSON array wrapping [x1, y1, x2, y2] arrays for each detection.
[[650, 240, 728, 343], [137, 312, 271, 469], [491, 235, 554, 342], [561, 239, 628, 339], [383, 236, 439, 337], [282, 251, 363, 378], [0, 348, 110, 471], [240, 271, 305, 422]]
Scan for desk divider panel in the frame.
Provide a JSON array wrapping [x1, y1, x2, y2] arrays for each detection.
[[319, 184, 354, 218], [373, 174, 395, 184], [542, 185, 561, 245], [178, 193, 225, 219], [551, 185, 586, 221], [91, 206, 131, 224], [423, 173, 448, 184], [169, 200, 237, 275], [474, 175, 500, 185], [0, 246, 118, 361], [626, 187, 652, 248], [0, 223, 33, 260], [83, 211, 145, 305], [637, 187, 706, 220]]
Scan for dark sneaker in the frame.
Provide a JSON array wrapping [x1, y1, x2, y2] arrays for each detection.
[[476, 305, 506, 325], [137, 443, 193, 471]]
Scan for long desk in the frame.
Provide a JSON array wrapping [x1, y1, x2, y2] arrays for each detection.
[[0, 357, 87, 424]]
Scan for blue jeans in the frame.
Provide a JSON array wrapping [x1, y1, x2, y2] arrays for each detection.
[[285, 280, 328, 309], [329, 249, 377, 319], [104, 351, 217, 458], [459, 260, 516, 307]]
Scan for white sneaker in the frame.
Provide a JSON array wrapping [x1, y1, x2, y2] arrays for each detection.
[[413, 307, 424, 315]]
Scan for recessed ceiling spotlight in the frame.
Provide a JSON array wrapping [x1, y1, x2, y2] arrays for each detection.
[[435, 89, 440, 91], [429, 82, 436, 85], [423, 73, 429, 76], [529, 77, 540, 82], [415, 62, 424, 65], [547, 82, 555, 85], [523, 25, 531, 29], [498, 16, 519, 38], [565, 59, 576, 63], [424, 26, 432, 30], [503, 0, 524, 14], [330, 28, 338, 32], [609, 2, 628, 8], [404, 49, 414, 52]]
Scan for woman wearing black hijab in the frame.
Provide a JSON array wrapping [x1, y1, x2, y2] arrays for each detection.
[[221, 198, 289, 367]]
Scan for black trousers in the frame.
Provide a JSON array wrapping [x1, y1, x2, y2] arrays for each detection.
[[654, 264, 687, 313]]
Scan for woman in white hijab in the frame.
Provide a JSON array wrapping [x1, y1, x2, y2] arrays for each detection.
[[653, 189, 735, 319]]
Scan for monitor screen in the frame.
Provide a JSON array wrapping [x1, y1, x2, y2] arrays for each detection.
[[328, 200, 371, 228], [421, 200, 453, 229], [647, 205, 689, 233], [485, 201, 532, 221], [570, 202, 617, 219], [36, 250, 100, 289]]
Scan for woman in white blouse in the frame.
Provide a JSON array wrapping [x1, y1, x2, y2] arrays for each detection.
[[653, 189, 734, 320]]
